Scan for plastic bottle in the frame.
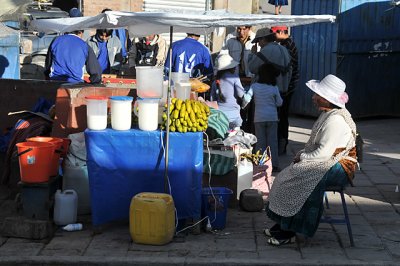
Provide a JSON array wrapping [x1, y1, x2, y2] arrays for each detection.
[[62, 223, 83, 231]]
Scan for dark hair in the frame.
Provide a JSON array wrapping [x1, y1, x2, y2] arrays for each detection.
[[96, 29, 113, 37], [187, 33, 201, 37], [101, 8, 112, 13], [258, 63, 280, 86], [70, 30, 84, 35], [261, 34, 276, 43]]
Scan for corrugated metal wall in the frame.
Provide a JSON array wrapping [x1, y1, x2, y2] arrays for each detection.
[[0, 23, 20, 79], [291, 0, 400, 118], [290, 0, 339, 117], [336, 0, 400, 117], [143, 0, 207, 44]]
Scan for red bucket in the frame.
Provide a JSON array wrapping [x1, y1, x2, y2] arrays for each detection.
[[26, 137, 63, 176], [60, 138, 72, 158], [16, 142, 55, 183]]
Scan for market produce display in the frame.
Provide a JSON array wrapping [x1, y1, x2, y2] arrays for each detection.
[[161, 98, 211, 132]]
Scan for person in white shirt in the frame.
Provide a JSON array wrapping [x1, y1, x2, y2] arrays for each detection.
[[263, 74, 358, 246]]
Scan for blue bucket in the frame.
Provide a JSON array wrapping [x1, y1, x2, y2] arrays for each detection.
[[201, 187, 233, 230]]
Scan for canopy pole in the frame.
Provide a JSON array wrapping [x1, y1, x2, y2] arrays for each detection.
[[164, 26, 173, 193]]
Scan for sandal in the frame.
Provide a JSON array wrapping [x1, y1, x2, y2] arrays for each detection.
[[267, 236, 296, 246], [263, 224, 281, 237]]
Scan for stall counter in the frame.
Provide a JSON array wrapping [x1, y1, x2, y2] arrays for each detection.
[[85, 128, 203, 227]]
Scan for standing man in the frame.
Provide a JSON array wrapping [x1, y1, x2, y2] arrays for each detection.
[[101, 9, 130, 64], [164, 33, 213, 79], [247, 27, 292, 135], [129, 34, 168, 67], [87, 29, 123, 74], [272, 26, 299, 155], [44, 30, 102, 84], [221, 26, 255, 82]]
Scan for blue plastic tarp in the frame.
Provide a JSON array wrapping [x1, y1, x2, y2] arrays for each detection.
[[85, 129, 203, 226]]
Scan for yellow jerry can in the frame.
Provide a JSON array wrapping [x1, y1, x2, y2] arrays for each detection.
[[129, 192, 175, 245]]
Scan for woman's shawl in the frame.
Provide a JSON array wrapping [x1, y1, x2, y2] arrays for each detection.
[[268, 108, 357, 217]]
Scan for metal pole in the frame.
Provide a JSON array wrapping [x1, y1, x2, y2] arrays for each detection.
[[164, 26, 173, 193]]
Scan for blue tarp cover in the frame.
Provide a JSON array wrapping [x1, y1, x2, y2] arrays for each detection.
[[85, 129, 203, 226]]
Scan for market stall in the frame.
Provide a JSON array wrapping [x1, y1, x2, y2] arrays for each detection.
[[28, 10, 337, 232]]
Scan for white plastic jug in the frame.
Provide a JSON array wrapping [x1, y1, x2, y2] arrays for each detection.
[[135, 66, 164, 98], [237, 159, 253, 200], [171, 72, 190, 86], [54, 189, 78, 226], [134, 98, 160, 131], [175, 82, 192, 100], [85, 96, 108, 130], [110, 96, 133, 130]]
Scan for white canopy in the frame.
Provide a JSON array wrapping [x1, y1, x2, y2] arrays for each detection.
[[30, 9, 336, 36]]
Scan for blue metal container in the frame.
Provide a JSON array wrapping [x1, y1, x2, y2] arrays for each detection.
[[0, 23, 20, 79], [291, 0, 400, 118]]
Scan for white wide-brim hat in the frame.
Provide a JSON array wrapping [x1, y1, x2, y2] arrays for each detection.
[[215, 53, 239, 71], [306, 74, 348, 108]]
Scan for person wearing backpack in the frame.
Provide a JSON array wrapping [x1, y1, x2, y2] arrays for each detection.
[[247, 27, 292, 135], [248, 27, 292, 95]]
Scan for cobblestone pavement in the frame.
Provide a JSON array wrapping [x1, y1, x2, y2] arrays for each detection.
[[0, 116, 399, 265]]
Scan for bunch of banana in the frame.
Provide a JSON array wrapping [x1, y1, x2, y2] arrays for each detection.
[[190, 78, 210, 93], [161, 98, 211, 133], [239, 150, 267, 165]]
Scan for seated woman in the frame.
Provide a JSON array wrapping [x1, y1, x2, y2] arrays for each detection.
[[264, 74, 358, 245]]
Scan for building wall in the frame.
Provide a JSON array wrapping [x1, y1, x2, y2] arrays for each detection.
[[82, 0, 143, 16]]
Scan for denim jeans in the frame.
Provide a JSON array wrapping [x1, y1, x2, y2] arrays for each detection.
[[254, 121, 279, 168]]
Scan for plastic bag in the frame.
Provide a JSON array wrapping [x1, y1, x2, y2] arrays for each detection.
[[251, 147, 274, 200]]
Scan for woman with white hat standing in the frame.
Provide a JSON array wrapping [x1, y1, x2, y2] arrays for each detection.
[[263, 74, 359, 246], [210, 53, 246, 130]]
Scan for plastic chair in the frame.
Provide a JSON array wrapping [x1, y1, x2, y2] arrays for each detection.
[[321, 185, 354, 247]]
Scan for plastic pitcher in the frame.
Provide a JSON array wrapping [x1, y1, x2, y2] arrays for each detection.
[[26, 137, 63, 177], [110, 96, 133, 130], [134, 97, 160, 131], [85, 96, 108, 130], [171, 72, 190, 86], [175, 82, 192, 100], [16, 141, 55, 183], [135, 66, 163, 98], [54, 189, 78, 226]]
